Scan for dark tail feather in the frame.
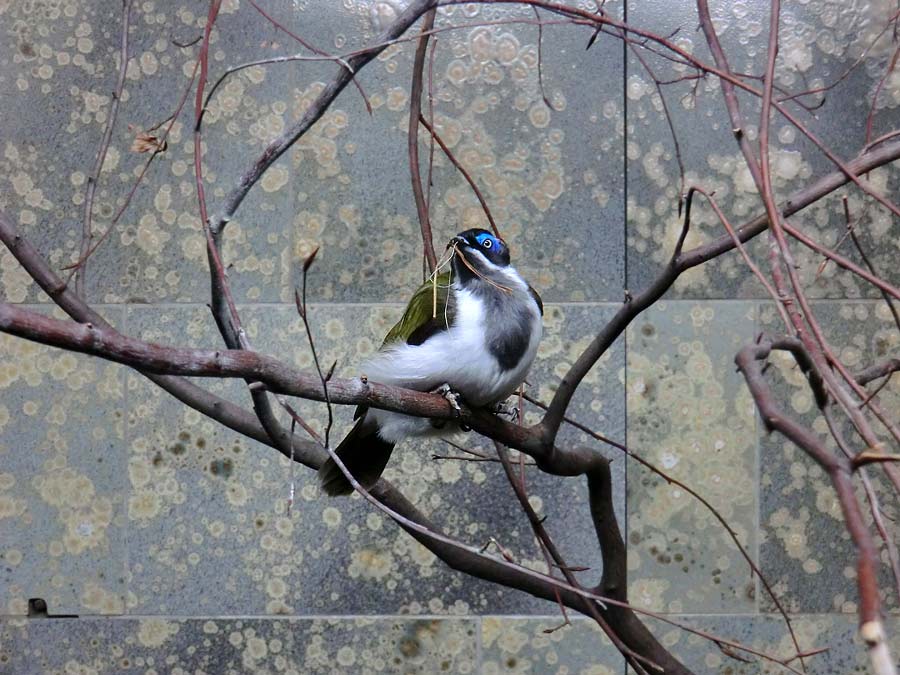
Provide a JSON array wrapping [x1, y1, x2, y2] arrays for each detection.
[[318, 417, 395, 496]]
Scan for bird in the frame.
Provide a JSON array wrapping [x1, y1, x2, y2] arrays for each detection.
[[318, 228, 543, 496]]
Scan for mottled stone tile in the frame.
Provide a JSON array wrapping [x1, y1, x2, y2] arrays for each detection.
[[0, 0, 161, 302], [0, 306, 126, 616], [287, 3, 624, 303], [626, 301, 757, 613], [625, 0, 900, 300], [124, 301, 622, 615], [482, 617, 623, 674], [758, 300, 900, 613], [0, 1, 296, 304], [2, 1, 625, 306], [123, 304, 291, 616], [0, 616, 478, 674], [636, 614, 900, 674], [102, 2, 302, 305], [0, 1, 127, 304]]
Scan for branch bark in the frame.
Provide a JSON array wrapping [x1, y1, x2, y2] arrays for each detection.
[[737, 337, 896, 675]]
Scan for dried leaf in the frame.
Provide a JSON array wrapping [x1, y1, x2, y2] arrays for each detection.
[[131, 131, 167, 154], [303, 246, 320, 273]]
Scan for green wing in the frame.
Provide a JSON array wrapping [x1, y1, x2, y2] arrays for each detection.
[[382, 271, 455, 347]]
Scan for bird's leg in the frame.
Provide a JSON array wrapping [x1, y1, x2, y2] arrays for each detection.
[[430, 383, 472, 431], [492, 399, 519, 423], [431, 382, 462, 414]]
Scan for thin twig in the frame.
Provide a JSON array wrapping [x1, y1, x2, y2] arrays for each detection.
[[409, 8, 439, 273], [418, 114, 501, 237], [866, 44, 900, 144], [842, 198, 900, 332], [628, 40, 686, 201], [533, 7, 554, 109], [76, 0, 133, 297], [294, 248, 335, 449], [245, 0, 371, 113], [685, 186, 790, 328], [64, 61, 200, 277]]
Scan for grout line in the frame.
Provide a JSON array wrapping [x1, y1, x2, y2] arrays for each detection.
[[475, 615, 483, 673], [0, 611, 822, 622], [120, 301, 634, 310], [752, 303, 762, 614], [16, 296, 898, 310], [621, 0, 630, 645], [120, 307, 132, 612], [83, 613, 498, 621], [622, 0, 629, 305]]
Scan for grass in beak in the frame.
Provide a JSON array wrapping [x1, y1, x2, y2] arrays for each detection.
[[430, 246, 456, 319], [451, 244, 514, 295]]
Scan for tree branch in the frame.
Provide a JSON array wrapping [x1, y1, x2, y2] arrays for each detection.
[[409, 8, 439, 273], [540, 138, 900, 441], [736, 336, 895, 675], [210, 0, 439, 236], [76, 0, 133, 297]]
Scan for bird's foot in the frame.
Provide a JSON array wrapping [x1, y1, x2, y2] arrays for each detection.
[[492, 399, 520, 423], [431, 383, 463, 415]]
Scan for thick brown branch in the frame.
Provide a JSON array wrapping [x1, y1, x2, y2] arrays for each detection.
[[585, 460, 689, 674], [736, 337, 893, 673], [0, 212, 326, 471], [0, 300, 554, 451], [495, 442, 673, 673]]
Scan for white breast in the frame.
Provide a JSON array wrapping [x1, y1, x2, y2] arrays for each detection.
[[364, 286, 542, 443]]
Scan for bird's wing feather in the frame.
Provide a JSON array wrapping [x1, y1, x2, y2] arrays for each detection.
[[527, 283, 543, 316], [382, 270, 455, 347], [319, 414, 394, 496]]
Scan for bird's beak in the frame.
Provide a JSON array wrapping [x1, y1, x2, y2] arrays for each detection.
[[447, 235, 467, 249]]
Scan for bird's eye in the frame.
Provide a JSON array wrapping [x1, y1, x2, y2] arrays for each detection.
[[483, 239, 493, 249]]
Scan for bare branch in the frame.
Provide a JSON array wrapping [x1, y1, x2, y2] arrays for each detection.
[[540, 137, 900, 442], [737, 337, 896, 674], [418, 114, 501, 238], [76, 0, 133, 297], [409, 8, 439, 273], [210, 0, 440, 236]]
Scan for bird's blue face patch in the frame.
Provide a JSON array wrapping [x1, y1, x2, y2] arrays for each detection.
[[453, 228, 511, 267], [475, 232, 501, 251]]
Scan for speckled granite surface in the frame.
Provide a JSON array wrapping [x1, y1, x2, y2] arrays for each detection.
[[1, 0, 899, 673]]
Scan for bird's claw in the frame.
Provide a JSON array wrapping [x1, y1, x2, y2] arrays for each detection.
[[432, 383, 462, 415], [493, 400, 519, 422]]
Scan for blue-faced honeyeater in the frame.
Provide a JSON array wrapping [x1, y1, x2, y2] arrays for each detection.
[[319, 228, 543, 496]]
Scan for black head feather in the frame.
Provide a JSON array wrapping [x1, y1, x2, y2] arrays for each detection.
[[450, 228, 510, 267]]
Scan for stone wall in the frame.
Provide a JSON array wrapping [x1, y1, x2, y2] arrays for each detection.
[[1, 1, 898, 672]]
